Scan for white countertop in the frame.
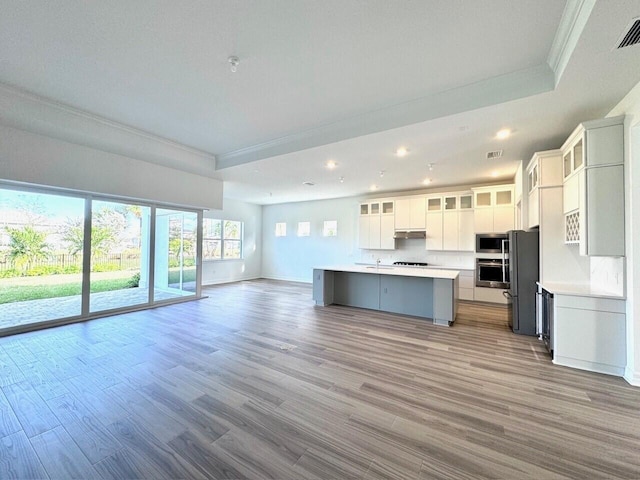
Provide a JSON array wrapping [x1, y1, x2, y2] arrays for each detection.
[[537, 281, 625, 300], [315, 265, 459, 280], [355, 262, 473, 271]]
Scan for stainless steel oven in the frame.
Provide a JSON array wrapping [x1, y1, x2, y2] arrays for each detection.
[[476, 257, 510, 288], [476, 233, 509, 254]]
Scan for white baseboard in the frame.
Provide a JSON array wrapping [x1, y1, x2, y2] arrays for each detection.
[[260, 274, 312, 284], [624, 367, 640, 386], [202, 275, 260, 287], [553, 356, 625, 377]]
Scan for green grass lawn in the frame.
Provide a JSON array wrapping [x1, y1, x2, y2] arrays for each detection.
[[0, 278, 134, 304], [0, 268, 196, 304]]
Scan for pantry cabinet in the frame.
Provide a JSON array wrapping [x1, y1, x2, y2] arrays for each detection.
[[561, 116, 625, 256]]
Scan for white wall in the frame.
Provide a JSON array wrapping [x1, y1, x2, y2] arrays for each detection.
[[262, 197, 360, 282], [202, 198, 262, 285], [261, 192, 478, 283], [608, 79, 640, 386], [0, 124, 223, 210]]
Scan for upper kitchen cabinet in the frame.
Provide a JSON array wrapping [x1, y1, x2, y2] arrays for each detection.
[[472, 185, 515, 233], [358, 199, 395, 250], [527, 150, 563, 229], [425, 196, 443, 250], [443, 192, 474, 251], [395, 197, 426, 230], [561, 116, 625, 256]]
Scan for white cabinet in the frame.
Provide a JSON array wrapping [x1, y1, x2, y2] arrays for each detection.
[[425, 196, 443, 250], [395, 197, 425, 230], [442, 211, 458, 250], [426, 193, 473, 252], [553, 294, 626, 376], [458, 270, 474, 301], [561, 116, 625, 256], [527, 150, 563, 228], [442, 193, 474, 251], [358, 200, 395, 250], [472, 185, 514, 233]]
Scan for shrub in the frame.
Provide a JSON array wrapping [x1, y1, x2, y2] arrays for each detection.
[[0, 269, 20, 278], [92, 263, 121, 272], [126, 272, 140, 288]]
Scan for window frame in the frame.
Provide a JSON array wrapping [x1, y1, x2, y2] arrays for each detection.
[[202, 218, 244, 261], [275, 222, 287, 237], [323, 220, 338, 237], [297, 221, 311, 237]]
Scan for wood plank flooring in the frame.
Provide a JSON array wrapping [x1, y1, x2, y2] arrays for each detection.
[[0, 278, 639, 479]]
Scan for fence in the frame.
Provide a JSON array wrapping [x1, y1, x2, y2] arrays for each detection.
[[0, 253, 142, 272]]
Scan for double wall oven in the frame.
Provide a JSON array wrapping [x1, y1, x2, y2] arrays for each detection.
[[475, 233, 509, 288]]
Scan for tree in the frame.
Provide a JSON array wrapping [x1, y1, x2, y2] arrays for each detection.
[[5, 226, 50, 271], [60, 206, 127, 261]]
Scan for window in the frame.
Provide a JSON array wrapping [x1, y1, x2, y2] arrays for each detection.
[[297, 221, 310, 237], [223, 220, 242, 259], [323, 220, 337, 237], [275, 222, 286, 237], [203, 218, 243, 260]]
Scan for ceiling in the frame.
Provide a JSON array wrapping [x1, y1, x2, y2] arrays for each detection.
[[0, 1, 639, 204]]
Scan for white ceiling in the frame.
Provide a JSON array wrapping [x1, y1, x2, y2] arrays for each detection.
[[0, 1, 639, 204]]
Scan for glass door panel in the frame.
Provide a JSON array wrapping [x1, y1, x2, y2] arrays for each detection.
[[154, 208, 198, 300], [0, 188, 85, 329], [89, 200, 151, 313]]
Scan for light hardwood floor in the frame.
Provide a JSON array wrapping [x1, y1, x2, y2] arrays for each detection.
[[0, 279, 639, 479]]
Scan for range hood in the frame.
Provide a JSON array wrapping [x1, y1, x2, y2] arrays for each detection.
[[393, 230, 427, 239]]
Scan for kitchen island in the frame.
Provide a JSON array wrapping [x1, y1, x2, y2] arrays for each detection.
[[313, 265, 459, 326]]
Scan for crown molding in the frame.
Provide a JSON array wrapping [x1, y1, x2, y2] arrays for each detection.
[[216, 63, 555, 170], [0, 82, 217, 177], [547, 0, 596, 86]]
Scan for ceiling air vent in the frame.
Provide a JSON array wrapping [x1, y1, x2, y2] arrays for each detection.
[[486, 150, 503, 160], [617, 18, 640, 49], [302, 181, 315, 186]]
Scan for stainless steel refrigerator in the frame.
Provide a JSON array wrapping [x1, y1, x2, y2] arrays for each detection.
[[503, 230, 539, 336]]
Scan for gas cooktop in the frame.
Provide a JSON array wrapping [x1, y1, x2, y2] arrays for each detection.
[[393, 261, 429, 267]]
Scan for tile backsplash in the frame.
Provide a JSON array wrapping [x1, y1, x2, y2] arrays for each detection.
[[590, 256, 625, 296], [359, 238, 475, 268]]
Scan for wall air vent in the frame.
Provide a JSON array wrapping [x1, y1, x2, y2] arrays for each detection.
[[617, 18, 640, 49], [486, 150, 503, 160]]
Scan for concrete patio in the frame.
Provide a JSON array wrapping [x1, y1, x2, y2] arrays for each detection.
[[0, 286, 195, 330]]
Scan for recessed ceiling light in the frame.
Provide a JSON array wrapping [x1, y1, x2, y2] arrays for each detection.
[[326, 160, 337, 169], [396, 147, 408, 157], [302, 181, 315, 186], [491, 171, 499, 178], [496, 129, 511, 140], [423, 178, 432, 185], [370, 184, 378, 191]]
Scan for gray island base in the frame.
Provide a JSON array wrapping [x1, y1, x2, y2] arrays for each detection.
[[313, 265, 459, 326]]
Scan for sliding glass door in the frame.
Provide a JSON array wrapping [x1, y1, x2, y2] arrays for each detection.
[[0, 187, 85, 329], [0, 182, 202, 335], [89, 200, 151, 313], [154, 208, 198, 300]]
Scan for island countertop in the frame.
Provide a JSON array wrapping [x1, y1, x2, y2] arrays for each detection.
[[314, 264, 459, 280]]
